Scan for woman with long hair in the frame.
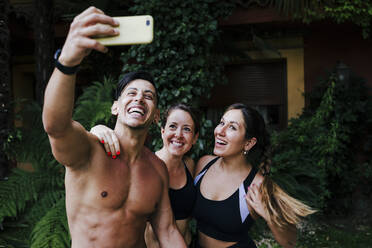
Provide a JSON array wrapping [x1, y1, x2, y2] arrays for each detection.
[[91, 103, 199, 247], [193, 103, 315, 248]]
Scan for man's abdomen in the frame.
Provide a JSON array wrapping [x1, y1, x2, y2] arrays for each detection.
[[68, 206, 148, 248]]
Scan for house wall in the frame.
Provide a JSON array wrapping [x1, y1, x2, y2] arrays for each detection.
[[247, 47, 305, 119], [304, 22, 372, 97], [221, 6, 372, 116]]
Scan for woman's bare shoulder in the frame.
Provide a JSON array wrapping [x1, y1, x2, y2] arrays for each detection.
[[183, 156, 196, 176], [194, 155, 217, 176]]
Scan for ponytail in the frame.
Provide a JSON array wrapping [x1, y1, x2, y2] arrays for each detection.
[[258, 156, 316, 228], [259, 174, 316, 228]]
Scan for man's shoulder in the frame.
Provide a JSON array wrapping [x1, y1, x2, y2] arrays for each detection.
[[142, 147, 168, 179], [141, 147, 165, 168], [60, 129, 105, 171], [143, 147, 163, 164]]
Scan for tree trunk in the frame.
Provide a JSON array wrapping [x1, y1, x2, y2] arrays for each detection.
[[0, 0, 11, 179], [34, 0, 55, 105]]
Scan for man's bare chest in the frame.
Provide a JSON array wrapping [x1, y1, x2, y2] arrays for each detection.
[[65, 160, 163, 215]]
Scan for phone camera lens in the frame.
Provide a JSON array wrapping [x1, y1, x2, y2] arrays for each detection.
[[146, 20, 150, 26]]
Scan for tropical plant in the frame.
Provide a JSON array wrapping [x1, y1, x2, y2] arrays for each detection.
[[0, 77, 117, 247]]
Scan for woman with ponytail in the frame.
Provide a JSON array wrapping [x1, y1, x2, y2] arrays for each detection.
[[193, 103, 315, 248]]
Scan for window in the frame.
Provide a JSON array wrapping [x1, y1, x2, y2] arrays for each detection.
[[204, 60, 287, 130]]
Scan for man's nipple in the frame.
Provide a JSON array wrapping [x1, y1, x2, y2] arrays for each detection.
[[101, 191, 108, 198]]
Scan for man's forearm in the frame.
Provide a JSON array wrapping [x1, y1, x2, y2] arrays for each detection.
[[42, 68, 76, 135]]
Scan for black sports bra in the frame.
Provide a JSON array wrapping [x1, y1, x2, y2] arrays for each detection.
[[193, 157, 257, 243], [169, 161, 196, 220]]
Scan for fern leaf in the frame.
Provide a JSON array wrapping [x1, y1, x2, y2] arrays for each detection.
[[73, 77, 116, 129], [30, 198, 70, 248], [0, 166, 64, 224], [0, 169, 34, 223]]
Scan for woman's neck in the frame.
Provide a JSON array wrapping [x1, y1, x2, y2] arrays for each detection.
[[219, 154, 251, 173], [155, 147, 184, 171]]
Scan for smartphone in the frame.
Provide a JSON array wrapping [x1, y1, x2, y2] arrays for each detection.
[[94, 15, 154, 46]]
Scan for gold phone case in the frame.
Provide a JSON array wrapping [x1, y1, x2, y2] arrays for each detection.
[[95, 15, 154, 46]]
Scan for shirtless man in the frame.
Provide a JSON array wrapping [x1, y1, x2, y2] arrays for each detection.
[[42, 7, 186, 248]]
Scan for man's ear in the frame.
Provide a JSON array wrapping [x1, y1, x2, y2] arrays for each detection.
[[111, 101, 119, 115], [160, 127, 165, 139], [153, 108, 160, 124]]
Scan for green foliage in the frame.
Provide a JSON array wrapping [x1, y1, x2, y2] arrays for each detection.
[[0, 167, 63, 224], [73, 77, 117, 130], [296, 222, 372, 247], [300, 0, 372, 38], [0, 102, 65, 230], [254, 220, 372, 247], [0, 75, 116, 245], [3, 102, 55, 168], [119, 0, 235, 157], [260, 1, 372, 38], [270, 67, 372, 211], [30, 199, 70, 248]]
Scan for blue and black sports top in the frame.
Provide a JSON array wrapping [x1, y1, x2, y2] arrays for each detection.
[[193, 157, 257, 244], [169, 161, 196, 220]]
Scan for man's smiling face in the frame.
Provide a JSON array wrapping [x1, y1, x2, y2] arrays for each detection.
[[112, 79, 158, 129]]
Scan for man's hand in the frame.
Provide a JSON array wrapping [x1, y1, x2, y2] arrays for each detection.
[[58, 6, 119, 67]]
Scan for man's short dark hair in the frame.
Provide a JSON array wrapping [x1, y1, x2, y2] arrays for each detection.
[[115, 71, 156, 100]]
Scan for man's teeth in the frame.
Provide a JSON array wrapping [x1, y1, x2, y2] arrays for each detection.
[[129, 108, 144, 115]]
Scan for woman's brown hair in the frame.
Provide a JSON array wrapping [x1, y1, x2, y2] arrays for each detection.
[[161, 103, 200, 135], [226, 103, 316, 228]]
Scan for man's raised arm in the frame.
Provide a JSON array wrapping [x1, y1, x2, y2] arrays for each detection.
[[42, 7, 119, 167]]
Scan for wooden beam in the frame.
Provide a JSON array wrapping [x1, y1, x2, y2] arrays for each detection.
[[219, 7, 290, 26]]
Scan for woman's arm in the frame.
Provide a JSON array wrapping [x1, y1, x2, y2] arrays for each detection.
[[145, 222, 161, 248], [246, 182, 297, 248], [266, 221, 296, 248], [90, 124, 120, 158]]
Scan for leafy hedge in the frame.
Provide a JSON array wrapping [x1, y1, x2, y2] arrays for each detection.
[[270, 67, 372, 211]]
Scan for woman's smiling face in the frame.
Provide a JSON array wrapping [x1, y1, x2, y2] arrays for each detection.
[[213, 109, 248, 157], [161, 109, 198, 157]]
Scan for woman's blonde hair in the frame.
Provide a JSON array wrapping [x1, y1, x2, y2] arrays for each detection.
[[259, 175, 316, 228], [226, 103, 316, 228]]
